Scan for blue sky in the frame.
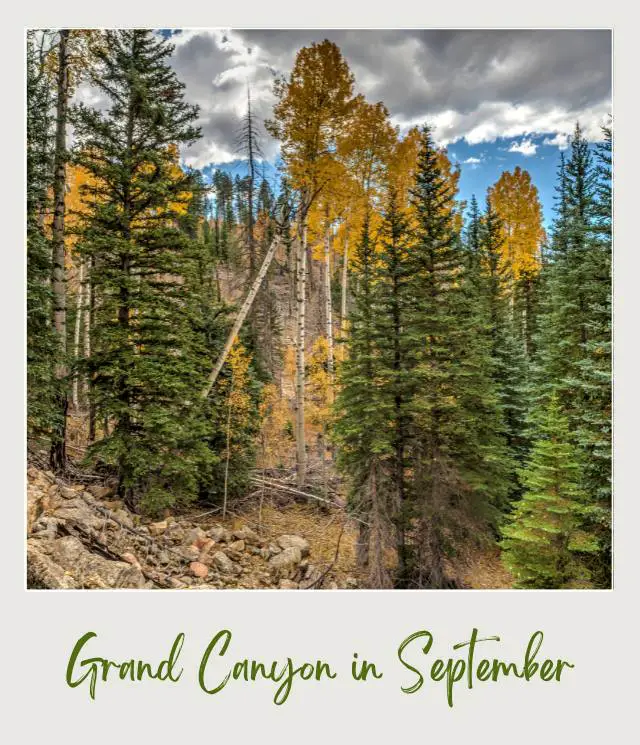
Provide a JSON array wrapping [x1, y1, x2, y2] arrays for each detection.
[[204, 134, 573, 232], [81, 30, 611, 229]]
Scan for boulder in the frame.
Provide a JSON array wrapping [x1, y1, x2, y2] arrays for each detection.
[[208, 526, 231, 543], [179, 545, 200, 562], [27, 485, 44, 536], [277, 534, 310, 558], [87, 484, 115, 500], [121, 552, 141, 570], [27, 536, 145, 589], [197, 538, 216, 561], [30, 516, 61, 540], [52, 499, 105, 532], [165, 524, 186, 543], [228, 539, 245, 553], [269, 546, 302, 579], [212, 551, 238, 575], [148, 520, 168, 536], [186, 527, 208, 547], [279, 579, 299, 589], [189, 562, 209, 579], [233, 526, 260, 545]]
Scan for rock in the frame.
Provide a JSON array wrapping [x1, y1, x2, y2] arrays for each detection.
[[30, 516, 61, 540], [168, 578, 186, 589], [208, 526, 231, 543], [277, 534, 310, 557], [27, 485, 44, 536], [165, 524, 186, 543], [121, 552, 141, 570], [59, 485, 78, 500], [179, 545, 200, 562], [87, 484, 115, 500], [198, 539, 216, 561], [189, 562, 209, 579], [269, 547, 302, 579], [113, 509, 134, 529], [212, 551, 238, 575], [233, 526, 260, 545], [103, 499, 124, 512], [327, 581, 339, 590], [148, 520, 168, 536], [345, 577, 359, 589], [27, 536, 145, 589], [268, 543, 281, 556], [228, 539, 245, 553], [186, 527, 208, 547], [279, 579, 299, 589], [52, 499, 105, 532]]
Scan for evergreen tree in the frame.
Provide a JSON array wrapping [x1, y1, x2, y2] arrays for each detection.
[[479, 195, 529, 478], [370, 188, 416, 584], [72, 30, 210, 513], [27, 31, 59, 441], [501, 395, 597, 588], [512, 123, 612, 587], [334, 215, 394, 587], [408, 126, 511, 586]]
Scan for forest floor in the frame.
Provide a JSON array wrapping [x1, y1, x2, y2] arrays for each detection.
[[26, 449, 512, 590]]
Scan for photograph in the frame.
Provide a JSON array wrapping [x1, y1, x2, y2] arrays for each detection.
[[25, 28, 612, 591]]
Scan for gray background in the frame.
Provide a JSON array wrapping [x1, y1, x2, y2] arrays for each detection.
[[6, 3, 634, 742]]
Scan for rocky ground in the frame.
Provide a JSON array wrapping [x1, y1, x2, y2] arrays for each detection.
[[26, 466, 361, 590]]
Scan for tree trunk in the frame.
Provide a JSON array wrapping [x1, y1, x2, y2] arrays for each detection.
[[341, 236, 349, 337], [87, 259, 96, 443], [324, 229, 334, 392], [49, 29, 70, 472], [222, 373, 234, 520], [295, 225, 307, 487], [201, 234, 281, 398], [72, 261, 85, 408]]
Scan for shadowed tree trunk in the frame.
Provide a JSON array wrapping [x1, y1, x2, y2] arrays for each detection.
[[50, 29, 70, 472]]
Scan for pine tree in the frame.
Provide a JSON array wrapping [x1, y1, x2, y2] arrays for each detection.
[[479, 195, 529, 480], [370, 188, 416, 584], [27, 31, 59, 442], [72, 30, 210, 513], [573, 122, 612, 584], [514, 123, 612, 587], [334, 215, 394, 587], [501, 395, 597, 588], [408, 126, 511, 587]]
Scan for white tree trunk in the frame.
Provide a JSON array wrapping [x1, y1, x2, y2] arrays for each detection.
[[72, 260, 85, 408], [295, 226, 307, 487], [341, 236, 349, 337], [324, 229, 334, 389], [201, 235, 280, 398]]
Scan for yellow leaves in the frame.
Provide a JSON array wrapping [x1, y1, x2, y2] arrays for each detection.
[[307, 337, 332, 429], [266, 39, 356, 201], [386, 126, 420, 207], [257, 383, 294, 469], [489, 167, 545, 280], [43, 30, 107, 94], [216, 343, 254, 452]]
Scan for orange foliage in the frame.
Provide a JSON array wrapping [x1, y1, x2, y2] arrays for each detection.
[[489, 167, 545, 279]]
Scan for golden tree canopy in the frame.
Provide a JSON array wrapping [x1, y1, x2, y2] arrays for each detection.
[[489, 166, 545, 279]]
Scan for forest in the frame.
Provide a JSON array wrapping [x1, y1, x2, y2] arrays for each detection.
[[26, 29, 611, 590]]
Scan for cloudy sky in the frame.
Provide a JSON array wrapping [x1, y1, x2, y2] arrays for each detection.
[[161, 29, 612, 224]]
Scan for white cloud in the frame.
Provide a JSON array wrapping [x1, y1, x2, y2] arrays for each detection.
[[508, 138, 538, 156], [463, 156, 482, 164], [542, 133, 570, 150]]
